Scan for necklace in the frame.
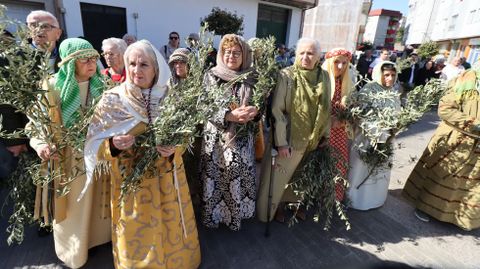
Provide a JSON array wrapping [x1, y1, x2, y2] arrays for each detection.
[[143, 88, 153, 124]]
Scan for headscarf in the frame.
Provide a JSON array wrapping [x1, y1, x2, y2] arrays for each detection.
[[453, 60, 480, 99], [211, 34, 255, 87], [82, 39, 170, 200], [371, 60, 398, 89], [322, 48, 354, 105], [207, 34, 256, 146], [56, 38, 104, 127], [290, 53, 331, 151]]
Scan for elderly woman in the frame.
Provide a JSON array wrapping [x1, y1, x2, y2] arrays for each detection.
[[257, 38, 331, 222], [200, 34, 258, 231], [402, 62, 480, 230], [28, 38, 109, 268], [322, 48, 354, 201], [84, 40, 200, 269], [347, 61, 401, 210], [101, 37, 127, 83]]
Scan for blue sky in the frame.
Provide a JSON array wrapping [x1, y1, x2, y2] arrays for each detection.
[[371, 0, 409, 16]]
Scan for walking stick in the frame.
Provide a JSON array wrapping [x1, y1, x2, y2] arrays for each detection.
[[265, 147, 278, 237]]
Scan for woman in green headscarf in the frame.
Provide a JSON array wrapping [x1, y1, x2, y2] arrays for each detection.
[[402, 61, 480, 230], [28, 38, 110, 268], [257, 37, 331, 222]]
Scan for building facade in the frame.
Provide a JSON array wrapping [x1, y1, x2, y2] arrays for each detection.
[[403, 0, 438, 45], [1, 0, 315, 52], [302, 0, 372, 53], [363, 9, 402, 50], [404, 0, 480, 64]]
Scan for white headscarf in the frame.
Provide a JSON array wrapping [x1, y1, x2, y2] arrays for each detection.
[[80, 40, 170, 200]]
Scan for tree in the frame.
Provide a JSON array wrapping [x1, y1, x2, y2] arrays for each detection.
[[417, 40, 439, 59], [396, 26, 405, 43], [200, 7, 244, 36]]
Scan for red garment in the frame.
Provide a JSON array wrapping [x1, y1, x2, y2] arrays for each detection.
[[329, 79, 349, 201], [102, 68, 126, 83]]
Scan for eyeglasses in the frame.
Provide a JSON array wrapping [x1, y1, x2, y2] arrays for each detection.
[[101, 52, 118, 58], [77, 56, 99, 64], [224, 50, 242, 58], [27, 22, 58, 31], [169, 36, 179, 40]]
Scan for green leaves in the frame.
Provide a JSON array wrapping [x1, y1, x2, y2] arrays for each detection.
[[289, 146, 350, 230]]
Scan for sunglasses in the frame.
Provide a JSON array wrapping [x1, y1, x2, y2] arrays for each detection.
[[169, 36, 179, 40], [77, 56, 99, 64]]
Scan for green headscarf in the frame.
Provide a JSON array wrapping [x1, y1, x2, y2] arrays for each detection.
[[453, 60, 480, 99], [56, 38, 104, 127], [290, 61, 331, 151]]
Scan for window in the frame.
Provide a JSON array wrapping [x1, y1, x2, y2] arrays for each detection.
[[469, 10, 477, 24], [448, 14, 458, 31]]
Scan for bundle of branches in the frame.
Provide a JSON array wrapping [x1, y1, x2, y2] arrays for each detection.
[[249, 36, 278, 109], [0, 5, 106, 241], [119, 26, 239, 198], [1, 153, 39, 245], [347, 79, 447, 170], [289, 146, 350, 230]]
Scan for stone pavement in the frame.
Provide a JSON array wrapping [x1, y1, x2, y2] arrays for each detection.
[[1, 111, 479, 269]]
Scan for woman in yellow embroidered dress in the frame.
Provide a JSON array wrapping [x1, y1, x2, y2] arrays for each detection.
[[84, 40, 201, 269]]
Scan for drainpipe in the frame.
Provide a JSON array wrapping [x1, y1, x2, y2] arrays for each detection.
[[55, 0, 67, 37]]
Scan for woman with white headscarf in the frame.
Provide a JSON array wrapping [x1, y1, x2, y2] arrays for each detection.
[[347, 61, 401, 210], [84, 40, 201, 269]]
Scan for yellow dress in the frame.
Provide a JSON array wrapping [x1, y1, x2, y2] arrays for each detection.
[[97, 124, 201, 269]]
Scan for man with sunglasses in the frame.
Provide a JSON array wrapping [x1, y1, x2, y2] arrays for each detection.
[[160, 31, 181, 61]]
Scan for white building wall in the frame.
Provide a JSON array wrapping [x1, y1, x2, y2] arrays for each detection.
[[373, 16, 389, 47], [404, 0, 437, 45], [302, 0, 365, 53], [363, 15, 379, 43], [431, 0, 480, 41], [60, 0, 302, 48]]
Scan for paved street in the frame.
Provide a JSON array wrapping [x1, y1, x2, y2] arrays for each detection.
[[1, 111, 479, 269]]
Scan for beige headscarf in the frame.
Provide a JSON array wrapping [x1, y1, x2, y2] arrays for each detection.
[[81, 39, 170, 200], [209, 34, 256, 145]]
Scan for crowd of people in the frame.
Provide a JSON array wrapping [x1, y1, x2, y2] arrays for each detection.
[[0, 9, 479, 269]]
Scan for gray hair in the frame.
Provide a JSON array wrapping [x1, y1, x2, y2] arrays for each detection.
[[102, 37, 127, 55], [26, 10, 59, 27], [296, 37, 321, 55], [124, 40, 159, 85], [122, 33, 136, 41]]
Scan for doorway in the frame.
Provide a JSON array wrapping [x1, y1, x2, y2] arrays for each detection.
[[256, 4, 290, 46], [80, 3, 127, 56]]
